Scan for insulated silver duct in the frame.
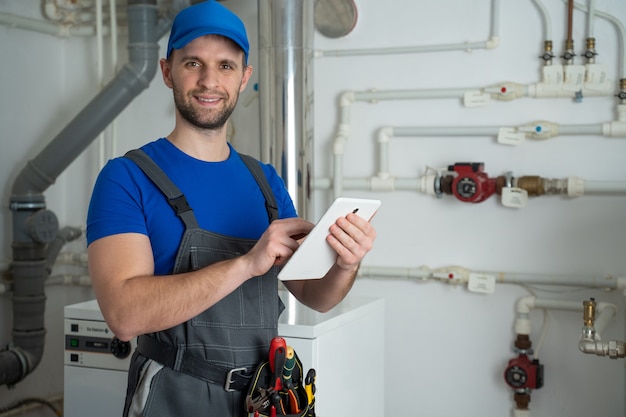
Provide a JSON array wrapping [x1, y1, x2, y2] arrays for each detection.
[[258, 0, 314, 218], [1, 0, 168, 386]]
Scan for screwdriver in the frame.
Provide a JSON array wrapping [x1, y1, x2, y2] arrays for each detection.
[[269, 337, 286, 391], [282, 346, 296, 387], [269, 337, 286, 374]]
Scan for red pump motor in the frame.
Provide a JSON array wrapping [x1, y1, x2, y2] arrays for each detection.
[[447, 163, 497, 203], [504, 354, 544, 390]]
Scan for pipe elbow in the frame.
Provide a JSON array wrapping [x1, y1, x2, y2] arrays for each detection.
[[377, 127, 393, 144], [578, 338, 596, 354], [486, 35, 500, 49], [516, 296, 536, 314], [0, 333, 46, 386], [339, 91, 355, 107]]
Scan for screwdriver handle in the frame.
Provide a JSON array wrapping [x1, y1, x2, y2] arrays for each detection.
[[269, 337, 287, 372], [282, 346, 296, 385]]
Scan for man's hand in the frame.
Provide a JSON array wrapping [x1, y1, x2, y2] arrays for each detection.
[[328, 212, 377, 273], [243, 217, 314, 278]]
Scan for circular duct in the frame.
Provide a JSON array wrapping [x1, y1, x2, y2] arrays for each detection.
[[314, 0, 357, 38]]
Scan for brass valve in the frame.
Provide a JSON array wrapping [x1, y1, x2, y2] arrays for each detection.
[[583, 298, 596, 327]]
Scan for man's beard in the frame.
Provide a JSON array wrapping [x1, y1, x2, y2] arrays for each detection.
[[173, 86, 239, 130]]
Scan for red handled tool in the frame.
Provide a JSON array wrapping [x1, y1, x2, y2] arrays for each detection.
[[269, 337, 287, 391]]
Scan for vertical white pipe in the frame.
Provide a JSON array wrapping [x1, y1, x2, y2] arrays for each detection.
[[587, 0, 596, 38], [594, 302, 617, 337], [532, 0, 552, 40]]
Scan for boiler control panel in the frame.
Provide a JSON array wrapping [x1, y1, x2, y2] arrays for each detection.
[[64, 318, 135, 371]]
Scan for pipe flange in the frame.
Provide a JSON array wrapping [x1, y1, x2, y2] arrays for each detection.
[[5, 344, 30, 382]]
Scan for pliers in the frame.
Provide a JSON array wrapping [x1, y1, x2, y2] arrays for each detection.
[[245, 387, 273, 413]]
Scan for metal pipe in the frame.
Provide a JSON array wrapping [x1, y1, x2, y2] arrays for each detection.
[[258, 0, 314, 218], [1, 0, 167, 387]]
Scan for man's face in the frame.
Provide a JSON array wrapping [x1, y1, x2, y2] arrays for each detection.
[[161, 34, 252, 131]]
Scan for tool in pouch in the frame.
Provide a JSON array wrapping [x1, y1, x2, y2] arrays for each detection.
[[245, 337, 316, 416]]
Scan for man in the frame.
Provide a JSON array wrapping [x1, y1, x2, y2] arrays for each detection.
[[86, 1, 377, 416]]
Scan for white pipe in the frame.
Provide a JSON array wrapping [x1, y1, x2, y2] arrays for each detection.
[[54, 251, 89, 266], [325, 118, 626, 198], [317, 40, 498, 58], [316, 0, 501, 58], [354, 88, 469, 102], [0, 12, 100, 37], [564, 0, 626, 78], [531, 0, 552, 41], [392, 123, 606, 138], [587, 0, 596, 39], [594, 302, 617, 337], [515, 296, 617, 343], [582, 180, 626, 195], [46, 274, 92, 287], [358, 265, 625, 290], [329, 85, 618, 198], [377, 127, 392, 177]]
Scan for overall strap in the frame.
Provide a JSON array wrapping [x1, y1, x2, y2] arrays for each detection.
[[124, 149, 200, 229], [124, 149, 278, 225], [239, 153, 279, 223]]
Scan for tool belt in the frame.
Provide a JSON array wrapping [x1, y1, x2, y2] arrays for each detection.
[[136, 335, 254, 392], [245, 337, 316, 417]]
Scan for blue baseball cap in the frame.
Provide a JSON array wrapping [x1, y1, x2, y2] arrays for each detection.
[[167, 0, 249, 63]]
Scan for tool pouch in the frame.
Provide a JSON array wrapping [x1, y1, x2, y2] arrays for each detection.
[[245, 350, 315, 417]]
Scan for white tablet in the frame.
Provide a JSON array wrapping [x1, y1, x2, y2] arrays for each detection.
[[278, 197, 381, 281]]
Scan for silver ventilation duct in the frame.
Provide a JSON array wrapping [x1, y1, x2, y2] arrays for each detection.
[[1, 0, 169, 387], [258, 0, 314, 219]]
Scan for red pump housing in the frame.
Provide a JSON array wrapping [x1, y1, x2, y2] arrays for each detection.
[[448, 163, 497, 203], [504, 354, 544, 390]]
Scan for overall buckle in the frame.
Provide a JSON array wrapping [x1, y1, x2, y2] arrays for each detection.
[[224, 367, 248, 392]]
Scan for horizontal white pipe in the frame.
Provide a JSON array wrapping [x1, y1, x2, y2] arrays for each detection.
[[583, 181, 626, 194], [358, 265, 624, 289], [46, 274, 92, 287], [55, 251, 89, 265], [392, 123, 607, 138], [358, 266, 431, 281], [317, 40, 496, 58], [393, 126, 500, 136], [314, 176, 626, 197], [0, 12, 99, 37], [318, 0, 500, 58], [353, 88, 469, 102]]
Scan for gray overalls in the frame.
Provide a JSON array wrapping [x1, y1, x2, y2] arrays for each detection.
[[122, 149, 283, 417]]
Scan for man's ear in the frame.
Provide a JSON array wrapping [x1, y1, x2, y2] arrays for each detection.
[[160, 58, 174, 89], [240, 65, 253, 92]]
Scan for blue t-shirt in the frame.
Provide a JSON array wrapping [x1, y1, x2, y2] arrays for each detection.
[[86, 138, 297, 275]]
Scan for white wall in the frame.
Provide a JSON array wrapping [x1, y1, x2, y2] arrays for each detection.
[[0, 0, 625, 416]]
